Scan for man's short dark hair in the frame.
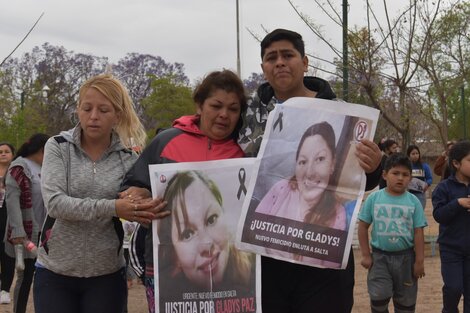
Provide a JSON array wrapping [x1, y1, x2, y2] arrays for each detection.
[[384, 153, 412, 173], [260, 28, 305, 59], [382, 139, 397, 152]]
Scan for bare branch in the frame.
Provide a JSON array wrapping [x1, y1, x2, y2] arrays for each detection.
[[0, 12, 45, 67], [288, 0, 342, 57]]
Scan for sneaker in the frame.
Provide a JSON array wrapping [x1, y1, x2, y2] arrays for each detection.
[[0, 290, 11, 304]]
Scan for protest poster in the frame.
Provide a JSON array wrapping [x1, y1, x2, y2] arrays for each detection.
[[149, 158, 260, 313], [236, 97, 379, 269]]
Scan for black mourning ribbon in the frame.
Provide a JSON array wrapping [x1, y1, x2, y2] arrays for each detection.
[[273, 112, 283, 132], [237, 168, 247, 200]]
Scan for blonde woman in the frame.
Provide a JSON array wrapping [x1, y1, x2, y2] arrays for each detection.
[[34, 74, 167, 313]]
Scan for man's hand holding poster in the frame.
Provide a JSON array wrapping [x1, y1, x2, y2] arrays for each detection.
[[236, 97, 379, 269], [149, 159, 260, 313]]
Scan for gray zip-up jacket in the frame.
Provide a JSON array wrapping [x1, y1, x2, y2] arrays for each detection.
[[38, 126, 137, 277]]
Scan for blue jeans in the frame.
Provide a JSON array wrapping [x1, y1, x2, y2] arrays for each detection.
[[413, 192, 427, 210], [33, 267, 127, 313], [440, 247, 470, 313]]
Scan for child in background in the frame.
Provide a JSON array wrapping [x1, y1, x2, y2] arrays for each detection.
[[406, 144, 433, 210], [432, 140, 470, 313], [358, 153, 427, 313]]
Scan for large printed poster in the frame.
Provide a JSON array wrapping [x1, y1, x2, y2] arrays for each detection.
[[236, 97, 379, 269], [149, 159, 260, 313]]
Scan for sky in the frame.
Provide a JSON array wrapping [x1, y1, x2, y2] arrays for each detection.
[[0, 0, 408, 83]]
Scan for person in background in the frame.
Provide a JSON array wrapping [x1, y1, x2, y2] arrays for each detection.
[[238, 28, 383, 313], [33, 74, 166, 313], [121, 69, 247, 313], [358, 153, 427, 313], [406, 144, 432, 210], [432, 140, 470, 313], [4, 134, 49, 313], [0, 142, 15, 305], [378, 139, 399, 189], [433, 140, 455, 181], [122, 219, 138, 313]]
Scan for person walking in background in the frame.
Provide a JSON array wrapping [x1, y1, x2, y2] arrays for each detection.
[[4, 134, 49, 313], [121, 69, 247, 313], [433, 140, 456, 181], [378, 139, 399, 189], [0, 142, 15, 305], [358, 153, 427, 313], [432, 140, 470, 313], [33, 74, 166, 313], [407, 144, 433, 210], [238, 28, 382, 313]]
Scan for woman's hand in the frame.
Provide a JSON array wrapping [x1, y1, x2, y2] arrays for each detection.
[[118, 187, 151, 203], [115, 197, 169, 224], [10, 237, 24, 245], [355, 139, 382, 174]]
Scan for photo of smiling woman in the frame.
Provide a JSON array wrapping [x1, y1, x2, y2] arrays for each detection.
[[256, 121, 346, 229], [252, 121, 356, 268], [157, 171, 255, 304]]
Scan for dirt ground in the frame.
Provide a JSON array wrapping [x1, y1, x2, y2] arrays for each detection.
[[2, 199, 461, 313]]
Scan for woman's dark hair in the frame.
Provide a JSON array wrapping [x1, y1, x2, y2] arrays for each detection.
[[15, 133, 49, 160], [448, 140, 470, 174], [193, 70, 247, 140], [0, 142, 15, 156], [406, 144, 422, 167], [290, 121, 338, 227], [295, 121, 336, 161]]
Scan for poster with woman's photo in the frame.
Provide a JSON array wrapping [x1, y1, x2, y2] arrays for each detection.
[[149, 158, 260, 313], [236, 97, 379, 269]]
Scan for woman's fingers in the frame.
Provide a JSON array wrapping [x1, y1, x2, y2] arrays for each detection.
[[130, 199, 168, 222]]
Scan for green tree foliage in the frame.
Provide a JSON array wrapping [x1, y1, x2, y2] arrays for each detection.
[[0, 43, 107, 144], [0, 44, 190, 146], [243, 72, 265, 95], [417, 1, 470, 145], [289, 0, 458, 150], [112, 53, 189, 129], [141, 75, 195, 138]]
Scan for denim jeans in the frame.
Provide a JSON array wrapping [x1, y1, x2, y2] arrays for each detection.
[[440, 247, 470, 313]]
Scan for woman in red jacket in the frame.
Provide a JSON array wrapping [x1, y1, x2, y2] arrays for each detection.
[[121, 69, 247, 313]]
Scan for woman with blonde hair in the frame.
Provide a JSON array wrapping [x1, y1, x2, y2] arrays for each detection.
[[33, 74, 167, 313]]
